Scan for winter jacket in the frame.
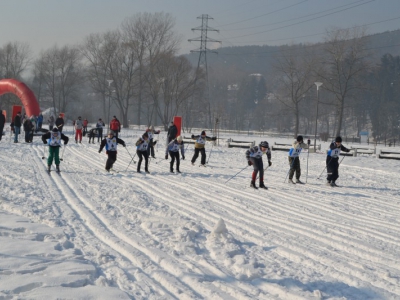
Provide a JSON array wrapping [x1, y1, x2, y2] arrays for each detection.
[[246, 145, 271, 161], [166, 139, 185, 156], [135, 137, 148, 152], [48, 116, 55, 127], [191, 134, 215, 149], [37, 114, 43, 124], [55, 117, 64, 128], [167, 125, 177, 140], [41, 131, 69, 147], [83, 120, 88, 127], [14, 115, 22, 127], [99, 137, 125, 153], [288, 140, 309, 158], [110, 119, 121, 132], [146, 128, 160, 140], [327, 142, 350, 159], [96, 121, 105, 129], [75, 119, 84, 130], [0, 112, 5, 128], [23, 119, 34, 132]]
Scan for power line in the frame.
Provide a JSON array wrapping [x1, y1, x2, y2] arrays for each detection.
[[218, 0, 309, 27], [223, 0, 366, 32], [223, 0, 375, 40], [220, 16, 400, 45]]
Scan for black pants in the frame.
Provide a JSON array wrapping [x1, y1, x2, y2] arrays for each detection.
[[288, 157, 301, 180], [0, 126, 4, 141], [250, 157, 264, 183], [191, 148, 206, 165], [106, 151, 117, 170], [147, 139, 156, 157], [169, 151, 180, 171], [137, 150, 149, 172], [97, 128, 103, 142], [326, 156, 339, 182], [58, 126, 63, 133]]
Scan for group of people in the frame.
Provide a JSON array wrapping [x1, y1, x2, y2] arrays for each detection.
[[3, 111, 349, 187], [246, 135, 350, 190]]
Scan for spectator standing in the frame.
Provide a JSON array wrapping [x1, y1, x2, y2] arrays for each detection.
[[13, 112, 22, 143], [83, 118, 88, 136], [74, 116, 84, 143], [37, 113, 43, 131], [96, 118, 105, 142], [48, 115, 55, 131], [55, 114, 64, 133], [0, 110, 5, 142], [167, 121, 177, 143], [109, 116, 121, 138]]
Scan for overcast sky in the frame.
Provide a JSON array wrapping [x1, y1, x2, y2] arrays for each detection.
[[1, 0, 400, 57]]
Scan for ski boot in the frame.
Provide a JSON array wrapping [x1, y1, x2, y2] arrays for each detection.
[[250, 181, 258, 189], [259, 182, 268, 190], [145, 169, 150, 174], [288, 178, 296, 184], [56, 165, 60, 172], [330, 181, 338, 187], [47, 165, 51, 172], [170, 168, 174, 173], [176, 169, 181, 173], [296, 179, 304, 184]]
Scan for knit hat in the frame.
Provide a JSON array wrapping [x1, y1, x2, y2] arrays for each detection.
[[335, 136, 342, 143], [52, 127, 59, 132], [177, 136, 183, 142], [201, 131, 206, 136], [143, 132, 149, 138], [296, 135, 303, 142]]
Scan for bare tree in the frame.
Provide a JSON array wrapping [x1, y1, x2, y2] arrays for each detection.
[[273, 45, 318, 137], [0, 41, 31, 79], [318, 27, 371, 136], [80, 31, 120, 120], [150, 54, 198, 130], [121, 12, 181, 127], [32, 45, 84, 114]]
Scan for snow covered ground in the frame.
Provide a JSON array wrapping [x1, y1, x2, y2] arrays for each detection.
[[0, 127, 399, 300]]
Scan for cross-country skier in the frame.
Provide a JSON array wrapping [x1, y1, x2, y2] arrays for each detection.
[[245, 141, 272, 189], [146, 125, 160, 158], [326, 136, 350, 187], [135, 132, 150, 173], [87, 128, 98, 144], [41, 127, 69, 172], [288, 135, 309, 184], [190, 130, 216, 166], [165, 135, 185, 173], [98, 130, 126, 172]]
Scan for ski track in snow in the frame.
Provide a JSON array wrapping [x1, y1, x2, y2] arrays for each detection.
[[1, 134, 400, 300]]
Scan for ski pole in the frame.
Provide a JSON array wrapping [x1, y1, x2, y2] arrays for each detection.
[[206, 142, 214, 164], [338, 155, 346, 165], [225, 165, 249, 184], [306, 139, 310, 183], [284, 157, 297, 183], [317, 156, 333, 179], [125, 153, 137, 171], [125, 146, 134, 159], [60, 145, 66, 161]]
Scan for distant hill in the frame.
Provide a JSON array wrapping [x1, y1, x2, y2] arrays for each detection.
[[185, 29, 400, 77]]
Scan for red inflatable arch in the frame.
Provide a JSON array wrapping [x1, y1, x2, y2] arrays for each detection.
[[0, 79, 40, 117]]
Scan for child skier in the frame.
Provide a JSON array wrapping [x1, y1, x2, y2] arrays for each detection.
[[41, 127, 69, 172], [245, 141, 272, 189], [287, 135, 309, 184], [146, 125, 160, 158], [190, 130, 216, 166], [136, 132, 150, 173], [326, 136, 350, 187], [165, 135, 185, 173], [98, 130, 126, 172]]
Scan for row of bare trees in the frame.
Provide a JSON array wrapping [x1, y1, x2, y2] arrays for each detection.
[[0, 12, 201, 131]]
